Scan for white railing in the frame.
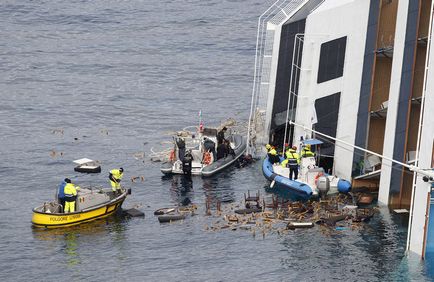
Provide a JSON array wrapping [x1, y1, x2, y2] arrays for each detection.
[[282, 33, 304, 156], [246, 0, 306, 156]]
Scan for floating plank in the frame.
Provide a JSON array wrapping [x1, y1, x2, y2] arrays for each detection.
[[124, 208, 145, 217], [154, 208, 176, 215], [234, 207, 262, 214], [287, 222, 314, 229], [158, 214, 185, 223]]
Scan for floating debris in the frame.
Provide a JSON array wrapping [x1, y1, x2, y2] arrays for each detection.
[[123, 208, 145, 217], [49, 150, 64, 158], [133, 152, 145, 160], [154, 208, 175, 215], [201, 190, 377, 236], [158, 214, 185, 223], [358, 194, 374, 205], [287, 222, 314, 230], [130, 176, 145, 182], [51, 128, 64, 135], [154, 204, 197, 223], [73, 158, 101, 173]]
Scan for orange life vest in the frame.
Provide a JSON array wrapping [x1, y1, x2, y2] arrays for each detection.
[[203, 151, 211, 165]]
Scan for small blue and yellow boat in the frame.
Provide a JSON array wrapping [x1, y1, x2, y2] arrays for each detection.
[[32, 187, 129, 228]]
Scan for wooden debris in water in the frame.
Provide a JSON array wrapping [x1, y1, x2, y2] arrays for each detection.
[[130, 176, 145, 182], [51, 128, 64, 135], [49, 150, 64, 158], [200, 190, 378, 237], [133, 152, 145, 160], [123, 208, 145, 217]]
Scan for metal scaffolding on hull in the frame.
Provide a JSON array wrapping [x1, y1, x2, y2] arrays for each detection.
[[246, 0, 307, 156], [282, 33, 304, 156]]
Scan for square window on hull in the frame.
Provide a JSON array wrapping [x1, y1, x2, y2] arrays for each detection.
[[317, 36, 347, 83]]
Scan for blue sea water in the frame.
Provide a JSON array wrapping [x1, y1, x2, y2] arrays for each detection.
[[0, 0, 433, 281]]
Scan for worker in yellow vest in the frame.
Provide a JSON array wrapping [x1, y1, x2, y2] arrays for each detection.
[[301, 144, 315, 157], [265, 144, 272, 153], [268, 148, 281, 164], [63, 179, 80, 213], [281, 146, 300, 180], [109, 168, 124, 194]]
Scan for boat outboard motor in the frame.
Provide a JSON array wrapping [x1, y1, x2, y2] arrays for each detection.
[[316, 176, 330, 200], [182, 151, 193, 176]]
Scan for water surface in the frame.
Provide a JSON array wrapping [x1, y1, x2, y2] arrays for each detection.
[[0, 0, 432, 281]]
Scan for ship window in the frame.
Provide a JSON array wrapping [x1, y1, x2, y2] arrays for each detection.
[[317, 36, 347, 83], [314, 93, 341, 173]]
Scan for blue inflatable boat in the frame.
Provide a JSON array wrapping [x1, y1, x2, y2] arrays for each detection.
[[262, 156, 351, 201]]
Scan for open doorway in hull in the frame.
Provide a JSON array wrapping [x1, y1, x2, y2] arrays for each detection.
[[269, 123, 294, 150]]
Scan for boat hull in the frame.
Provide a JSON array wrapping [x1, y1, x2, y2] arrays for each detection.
[[32, 194, 126, 228], [262, 157, 314, 201], [201, 135, 246, 177], [161, 134, 246, 177]]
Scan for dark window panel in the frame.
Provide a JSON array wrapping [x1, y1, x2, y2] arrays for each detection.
[[314, 92, 341, 157], [317, 37, 347, 83]]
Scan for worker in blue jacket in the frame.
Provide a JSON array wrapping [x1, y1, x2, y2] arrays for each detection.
[[57, 178, 69, 212]]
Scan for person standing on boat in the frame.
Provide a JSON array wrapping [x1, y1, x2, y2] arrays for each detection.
[[301, 144, 315, 157], [109, 168, 124, 194], [216, 142, 227, 160], [176, 137, 186, 162], [63, 179, 80, 213], [268, 148, 280, 164], [57, 178, 69, 212], [182, 150, 193, 176], [203, 137, 217, 161], [281, 146, 300, 180], [225, 139, 235, 158], [265, 144, 272, 153], [217, 127, 227, 145]]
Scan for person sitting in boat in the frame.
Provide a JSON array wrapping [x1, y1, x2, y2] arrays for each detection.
[[281, 146, 300, 180], [203, 137, 217, 161], [301, 144, 315, 157], [217, 127, 227, 145], [267, 148, 280, 164], [109, 168, 124, 194], [63, 178, 80, 213]]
